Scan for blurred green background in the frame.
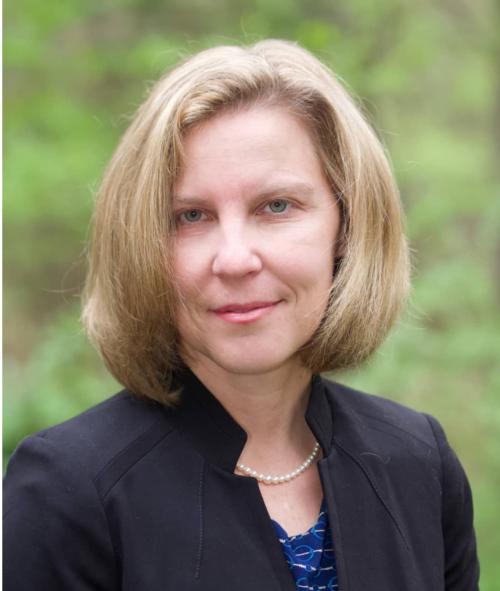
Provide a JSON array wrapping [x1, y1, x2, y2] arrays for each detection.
[[4, 0, 499, 586]]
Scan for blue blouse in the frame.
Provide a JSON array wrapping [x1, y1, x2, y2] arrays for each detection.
[[271, 499, 338, 590]]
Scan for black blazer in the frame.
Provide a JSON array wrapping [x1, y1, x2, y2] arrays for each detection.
[[4, 371, 479, 590]]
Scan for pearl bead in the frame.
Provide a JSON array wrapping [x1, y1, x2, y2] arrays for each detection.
[[235, 440, 320, 485]]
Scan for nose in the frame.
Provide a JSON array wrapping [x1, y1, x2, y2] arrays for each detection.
[[211, 225, 263, 277]]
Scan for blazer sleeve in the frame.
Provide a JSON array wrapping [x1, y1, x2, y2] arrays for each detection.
[[3, 433, 118, 591], [425, 414, 480, 591]]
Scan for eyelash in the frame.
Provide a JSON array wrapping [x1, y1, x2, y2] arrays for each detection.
[[175, 198, 292, 225], [262, 199, 290, 214], [178, 209, 207, 224]]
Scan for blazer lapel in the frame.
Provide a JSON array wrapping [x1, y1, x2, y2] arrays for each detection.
[[171, 369, 429, 590], [317, 382, 428, 591]]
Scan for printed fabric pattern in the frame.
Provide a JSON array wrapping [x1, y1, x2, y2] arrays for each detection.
[[271, 498, 338, 591]]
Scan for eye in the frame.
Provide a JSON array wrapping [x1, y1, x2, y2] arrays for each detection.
[[178, 209, 205, 224], [265, 199, 290, 214]]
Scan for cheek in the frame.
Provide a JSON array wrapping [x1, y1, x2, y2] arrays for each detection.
[[172, 242, 207, 294], [278, 228, 335, 281]]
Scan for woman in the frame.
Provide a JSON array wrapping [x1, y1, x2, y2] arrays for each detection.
[[4, 40, 479, 590]]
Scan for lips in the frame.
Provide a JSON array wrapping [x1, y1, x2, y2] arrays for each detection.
[[213, 301, 278, 314], [212, 301, 281, 324]]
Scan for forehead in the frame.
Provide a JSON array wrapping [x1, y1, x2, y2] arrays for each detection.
[[174, 105, 325, 198]]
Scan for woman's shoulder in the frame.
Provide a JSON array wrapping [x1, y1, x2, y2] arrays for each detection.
[[3, 391, 165, 590], [6, 390, 174, 485], [320, 376, 448, 455], [320, 376, 473, 523]]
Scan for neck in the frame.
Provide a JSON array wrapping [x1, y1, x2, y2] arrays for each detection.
[[187, 357, 316, 471]]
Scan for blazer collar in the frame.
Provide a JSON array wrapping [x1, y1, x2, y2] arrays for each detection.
[[169, 368, 334, 472], [168, 370, 424, 588]]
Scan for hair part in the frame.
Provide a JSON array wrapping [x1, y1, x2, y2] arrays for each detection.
[[82, 39, 410, 404]]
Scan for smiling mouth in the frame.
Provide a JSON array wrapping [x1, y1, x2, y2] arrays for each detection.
[[212, 301, 281, 324], [214, 301, 278, 313]]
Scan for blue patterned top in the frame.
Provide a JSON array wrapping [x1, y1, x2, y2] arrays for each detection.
[[271, 499, 338, 591]]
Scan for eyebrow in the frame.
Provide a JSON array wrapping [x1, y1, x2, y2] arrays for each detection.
[[172, 182, 316, 205]]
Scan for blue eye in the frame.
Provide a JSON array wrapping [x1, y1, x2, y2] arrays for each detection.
[[181, 209, 204, 223], [267, 199, 289, 213]]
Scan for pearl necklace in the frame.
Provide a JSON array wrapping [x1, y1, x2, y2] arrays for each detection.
[[236, 442, 320, 485]]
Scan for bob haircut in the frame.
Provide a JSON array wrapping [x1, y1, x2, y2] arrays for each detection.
[[82, 39, 410, 404]]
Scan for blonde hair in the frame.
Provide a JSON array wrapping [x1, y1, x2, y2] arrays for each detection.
[[82, 39, 410, 404]]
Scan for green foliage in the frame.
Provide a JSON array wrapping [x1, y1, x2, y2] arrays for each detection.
[[4, 0, 499, 587], [3, 311, 118, 464]]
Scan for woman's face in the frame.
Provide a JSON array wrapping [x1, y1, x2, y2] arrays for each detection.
[[172, 105, 341, 377]]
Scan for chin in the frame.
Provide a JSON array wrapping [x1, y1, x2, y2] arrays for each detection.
[[190, 343, 300, 377], [215, 359, 285, 376]]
